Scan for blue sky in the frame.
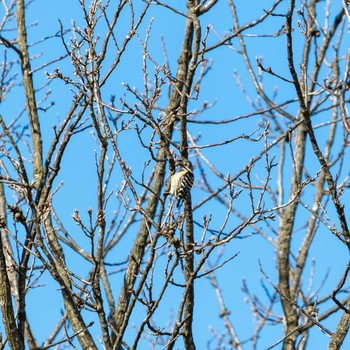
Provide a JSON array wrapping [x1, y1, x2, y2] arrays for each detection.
[[1, 0, 350, 349]]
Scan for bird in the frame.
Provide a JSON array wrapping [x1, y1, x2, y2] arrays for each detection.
[[165, 159, 194, 208]]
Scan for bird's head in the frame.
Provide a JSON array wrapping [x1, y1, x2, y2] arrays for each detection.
[[175, 158, 193, 172]]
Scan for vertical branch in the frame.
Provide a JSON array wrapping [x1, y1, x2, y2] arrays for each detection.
[[278, 2, 348, 349], [91, 128, 112, 350], [179, 2, 202, 348], [0, 182, 24, 350], [93, 151, 112, 350], [113, 3, 197, 347], [328, 298, 350, 350], [276, 3, 308, 349], [0, 114, 38, 347], [16, 0, 43, 183], [291, 49, 341, 301], [42, 215, 98, 350], [285, 0, 349, 248], [85, 4, 113, 346], [277, 125, 307, 350], [183, 193, 196, 350]]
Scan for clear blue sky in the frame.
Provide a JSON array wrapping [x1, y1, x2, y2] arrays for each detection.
[[1, 0, 350, 349]]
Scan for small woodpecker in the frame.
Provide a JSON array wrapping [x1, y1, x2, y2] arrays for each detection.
[[165, 159, 194, 207]]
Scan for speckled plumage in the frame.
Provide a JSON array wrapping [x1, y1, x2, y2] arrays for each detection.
[[167, 162, 194, 207]]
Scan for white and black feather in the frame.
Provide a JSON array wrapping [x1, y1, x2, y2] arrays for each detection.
[[168, 165, 194, 207]]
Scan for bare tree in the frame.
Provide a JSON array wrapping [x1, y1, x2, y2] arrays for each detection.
[[0, 0, 350, 349]]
